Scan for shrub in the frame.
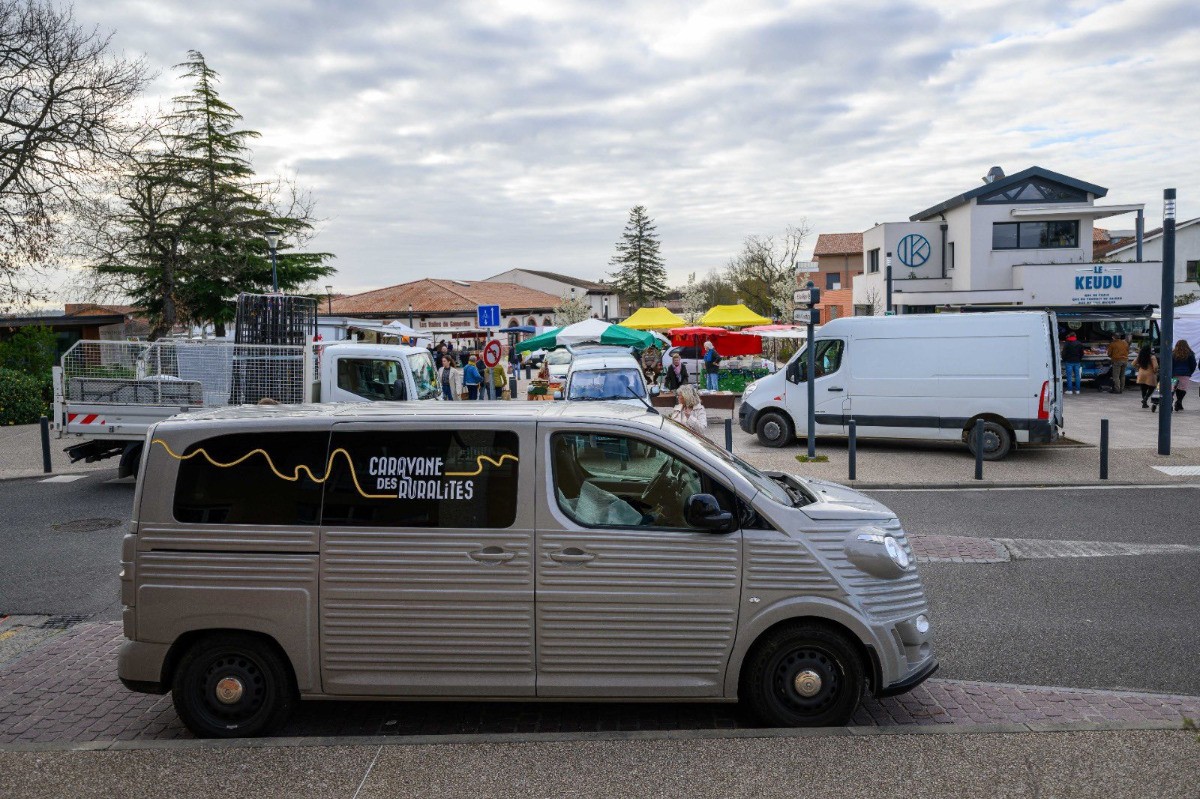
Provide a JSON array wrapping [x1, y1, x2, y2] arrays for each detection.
[[0, 325, 57, 379], [0, 368, 47, 425]]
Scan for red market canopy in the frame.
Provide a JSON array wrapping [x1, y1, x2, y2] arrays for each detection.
[[668, 327, 762, 356]]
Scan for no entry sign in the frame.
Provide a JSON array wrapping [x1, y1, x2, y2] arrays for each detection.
[[482, 339, 503, 368]]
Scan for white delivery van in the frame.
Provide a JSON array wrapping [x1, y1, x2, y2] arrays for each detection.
[[739, 312, 1062, 460]]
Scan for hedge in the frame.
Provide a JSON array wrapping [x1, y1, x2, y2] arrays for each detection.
[[0, 368, 47, 426]]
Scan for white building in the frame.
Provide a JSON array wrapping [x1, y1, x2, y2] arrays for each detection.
[[852, 166, 1191, 314], [484, 269, 621, 321], [1103, 217, 1200, 293]]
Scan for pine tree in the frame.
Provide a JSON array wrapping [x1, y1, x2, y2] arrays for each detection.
[[608, 205, 667, 308]]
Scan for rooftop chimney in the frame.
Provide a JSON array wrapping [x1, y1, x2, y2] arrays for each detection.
[[982, 166, 1005, 184]]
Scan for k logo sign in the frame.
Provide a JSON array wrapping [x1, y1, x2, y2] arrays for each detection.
[[898, 234, 930, 268]]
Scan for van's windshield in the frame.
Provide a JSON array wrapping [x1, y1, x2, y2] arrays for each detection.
[[665, 418, 796, 505]]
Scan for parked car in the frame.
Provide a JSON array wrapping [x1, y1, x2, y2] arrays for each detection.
[[564, 350, 649, 406], [739, 311, 1063, 460], [118, 401, 936, 737]]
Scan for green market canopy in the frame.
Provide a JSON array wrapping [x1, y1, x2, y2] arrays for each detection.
[[517, 318, 656, 352]]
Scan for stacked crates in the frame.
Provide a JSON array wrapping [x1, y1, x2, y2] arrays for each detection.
[[229, 294, 317, 405]]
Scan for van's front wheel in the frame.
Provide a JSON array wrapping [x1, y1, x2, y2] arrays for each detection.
[[171, 633, 295, 738], [742, 624, 864, 727], [756, 410, 794, 448], [965, 419, 1013, 461]]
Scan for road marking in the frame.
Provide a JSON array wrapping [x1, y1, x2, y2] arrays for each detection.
[[870, 483, 1200, 493], [38, 475, 87, 483], [0, 630, 16, 642], [1152, 465, 1200, 476], [998, 538, 1200, 560]]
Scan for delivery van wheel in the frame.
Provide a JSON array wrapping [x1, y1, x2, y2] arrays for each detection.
[[742, 624, 864, 727], [965, 419, 1012, 461], [172, 633, 295, 738], [756, 411, 794, 448]]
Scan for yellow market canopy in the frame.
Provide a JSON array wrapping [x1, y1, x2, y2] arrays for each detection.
[[697, 303, 772, 328], [619, 306, 687, 330]]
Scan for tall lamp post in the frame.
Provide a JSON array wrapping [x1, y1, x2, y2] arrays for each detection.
[[265, 229, 281, 292], [408, 303, 414, 329], [1158, 189, 1176, 456], [603, 297, 609, 321], [324, 285, 333, 314]]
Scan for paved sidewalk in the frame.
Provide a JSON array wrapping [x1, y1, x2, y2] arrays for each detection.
[[2, 622, 1197, 746], [0, 424, 113, 481]]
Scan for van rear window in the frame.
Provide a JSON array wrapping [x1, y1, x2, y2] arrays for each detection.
[[321, 430, 520, 528], [171, 432, 328, 525]]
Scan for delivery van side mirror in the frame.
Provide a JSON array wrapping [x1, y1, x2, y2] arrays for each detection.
[[685, 493, 733, 531], [786, 360, 802, 383]]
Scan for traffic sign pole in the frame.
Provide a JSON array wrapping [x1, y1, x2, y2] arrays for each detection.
[[793, 285, 821, 458]]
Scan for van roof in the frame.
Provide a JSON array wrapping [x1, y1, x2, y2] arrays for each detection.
[[817, 310, 1050, 336], [155, 400, 663, 429]]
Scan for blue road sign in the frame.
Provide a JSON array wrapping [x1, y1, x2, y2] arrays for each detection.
[[477, 304, 501, 328]]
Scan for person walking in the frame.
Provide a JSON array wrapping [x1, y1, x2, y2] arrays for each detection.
[[479, 357, 494, 400], [1062, 334, 1084, 395], [669, 384, 708, 436], [663, 351, 689, 391], [1108, 333, 1130, 394], [1135, 345, 1158, 409], [702, 340, 721, 391], [438, 355, 460, 401], [1171, 339, 1196, 411], [492, 356, 510, 399], [463, 355, 483, 400]]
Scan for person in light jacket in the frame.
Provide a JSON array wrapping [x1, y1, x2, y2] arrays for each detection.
[[1134, 345, 1157, 409], [669, 384, 708, 436], [438, 355, 461, 401]]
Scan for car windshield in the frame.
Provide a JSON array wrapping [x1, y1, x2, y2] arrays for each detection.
[[567, 368, 646, 400], [665, 418, 795, 505], [406, 351, 440, 400], [547, 350, 573, 365]]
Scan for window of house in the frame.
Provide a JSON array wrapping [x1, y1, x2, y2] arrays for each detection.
[[868, 249, 880, 274], [172, 432, 329, 525], [992, 221, 1079, 250], [550, 432, 733, 531], [825, 272, 841, 290], [948, 242, 955, 270], [337, 358, 406, 401], [977, 178, 1087, 204], [1187, 260, 1199, 282], [828, 305, 840, 320], [322, 430, 520, 528]]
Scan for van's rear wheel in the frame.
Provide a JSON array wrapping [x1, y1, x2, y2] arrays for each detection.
[[965, 420, 1012, 461], [171, 633, 295, 738], [742, 624, 864, 727], [756, 410, 794, 448]]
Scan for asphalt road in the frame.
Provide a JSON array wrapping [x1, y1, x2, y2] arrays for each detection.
[[1, 472, 1197, 696]]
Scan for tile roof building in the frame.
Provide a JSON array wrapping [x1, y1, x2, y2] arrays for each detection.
[[484, 269, 622, 320], [327, 278, 563, 331]]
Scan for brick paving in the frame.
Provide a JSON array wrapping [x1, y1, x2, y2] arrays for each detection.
[[2, 623, 1198, 745], [909, 534, 1010, 563]]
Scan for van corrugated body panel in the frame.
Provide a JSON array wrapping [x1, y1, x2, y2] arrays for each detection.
[[539, 532, 739, 592], [745, 536, 840, 593], [321, 601, 533, 673], [806, 526, 928, 619], [538, 605, 736, 676], [138, 524, 318, 553], [137, 552, 316, 585], [323, 529, 532, 589]]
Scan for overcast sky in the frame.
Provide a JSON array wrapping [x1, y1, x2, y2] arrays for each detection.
[[72, 0, 1200, 297]]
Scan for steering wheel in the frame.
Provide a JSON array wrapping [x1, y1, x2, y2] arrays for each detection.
[[641, 459, 687, 522]]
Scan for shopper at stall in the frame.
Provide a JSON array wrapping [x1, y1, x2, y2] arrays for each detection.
[[1172, 340, 1196, 411], [703, 341, 721, 391], [664, 352, 689, 391], [479, 357, 494, 400], [1108, 334, 1130, 394], [492, 357, 510, 399], [463, 355, 483, 400], [669, 384, 708, 436], [1062, 334, 1084, 395], [1135, 345, 1158, 408]]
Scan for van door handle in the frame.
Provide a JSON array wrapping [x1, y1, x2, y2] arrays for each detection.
[[469, 546, 516, 564], [549, 547, 596, 564], [827, 387, 844, 392]]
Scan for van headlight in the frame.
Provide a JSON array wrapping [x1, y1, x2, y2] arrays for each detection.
[[742, 382, 758, 400], [844, 528, 912, 579]]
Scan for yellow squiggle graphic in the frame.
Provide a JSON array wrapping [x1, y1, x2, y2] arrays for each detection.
[[150, 439, 516, 500]]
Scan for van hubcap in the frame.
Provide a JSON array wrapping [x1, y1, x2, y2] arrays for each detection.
[[793, 669, 822, 697], [763, 421, 782, 440], [214, 676, 244, 704]]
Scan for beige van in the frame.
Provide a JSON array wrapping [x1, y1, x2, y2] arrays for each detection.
[[118, 402, 936, 737]]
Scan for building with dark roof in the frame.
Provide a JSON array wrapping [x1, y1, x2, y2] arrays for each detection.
[[484, 268, 622, 320]]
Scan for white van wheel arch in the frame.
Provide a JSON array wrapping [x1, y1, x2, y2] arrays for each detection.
[[756, 410, 794, 448], [964, 417, 1014, 461]]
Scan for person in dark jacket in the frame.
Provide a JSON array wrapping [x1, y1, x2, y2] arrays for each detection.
[[663, 352, 689, 391], [463, 355, 482, 400], [1171, 339, 1196, 411], [1062, 334, 1085, 395]]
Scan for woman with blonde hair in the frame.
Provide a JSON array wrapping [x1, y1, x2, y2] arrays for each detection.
[[669, 384, 708, 435]]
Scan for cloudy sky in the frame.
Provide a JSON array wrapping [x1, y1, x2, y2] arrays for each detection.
[[73, 0, 1200, 297]]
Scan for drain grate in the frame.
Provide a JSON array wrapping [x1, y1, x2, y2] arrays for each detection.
[[51, 517, 123, 533], [39, 614, 90, 629]]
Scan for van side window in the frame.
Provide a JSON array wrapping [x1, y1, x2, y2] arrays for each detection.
[[172, 432, 328, 525], [788, 340, 846, 383], [322, 430, 519, 528], [336, 358, 406, 401], [551, 432, 733, 530]]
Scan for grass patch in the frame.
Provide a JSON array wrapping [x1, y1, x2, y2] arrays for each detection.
[[795, 454, 829, 463]]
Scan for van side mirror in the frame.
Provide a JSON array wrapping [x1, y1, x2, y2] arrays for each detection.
[[786, 360, 802, 384], [685, 493, 733, 531]]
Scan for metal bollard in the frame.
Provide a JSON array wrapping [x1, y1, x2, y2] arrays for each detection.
[[973, 419, 984, 481], [1100, 418, 1109, 480], [39, 415, 52, 474], [848, 419, 857, 481], [724, 418, 733, 453], [525, 364, 531, 380]]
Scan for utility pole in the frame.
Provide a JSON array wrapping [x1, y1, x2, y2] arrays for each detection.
[[1158, 189, 1176, 455], [885, 252, 894, 315]]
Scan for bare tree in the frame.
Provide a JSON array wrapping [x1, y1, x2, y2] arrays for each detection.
[[0, 0, 148, 310], [681, 272, 706, 323], [862, 286, 884, 316], [725, 223, 811, 321], [553, 291, 591, 325]]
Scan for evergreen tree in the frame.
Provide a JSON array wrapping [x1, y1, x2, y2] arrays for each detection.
[[608, 205, 667, 308], [89, 52, 333, 337]]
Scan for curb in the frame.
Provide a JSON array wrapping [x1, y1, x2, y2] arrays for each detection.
[[851, 480, 1194, 490], [0, 719, 1189, 754]]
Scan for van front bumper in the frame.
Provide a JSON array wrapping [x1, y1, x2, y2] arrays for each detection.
[[878, 657, 939, 698], [738, 403, 754, 433], [118, 639, 170, 694]]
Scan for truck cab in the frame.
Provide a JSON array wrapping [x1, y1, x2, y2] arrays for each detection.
[[317, 343, 439, 403]]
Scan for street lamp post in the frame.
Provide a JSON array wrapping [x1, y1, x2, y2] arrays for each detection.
[[1158, 189, 1176, 456], [265, 230, 281, 292], [885, 252, 894, 315], [325, 285, 333, 314], [603, 297, 609, 321], [408, 303, 414, 329]]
